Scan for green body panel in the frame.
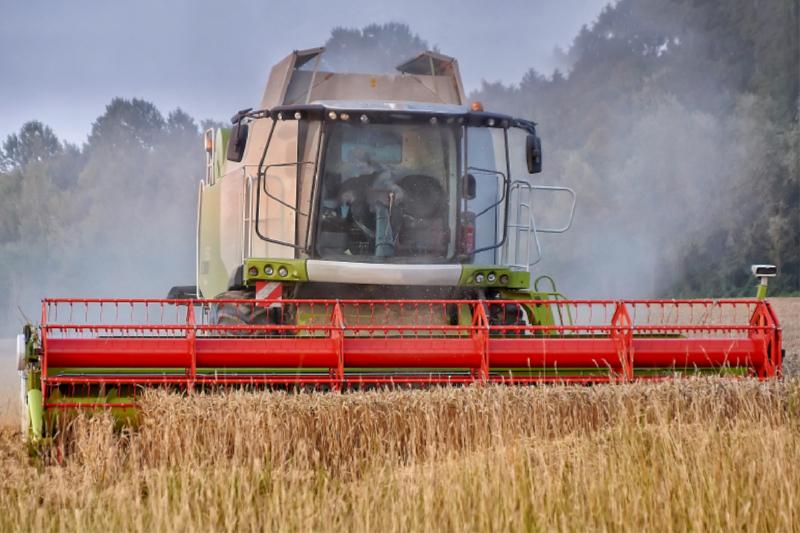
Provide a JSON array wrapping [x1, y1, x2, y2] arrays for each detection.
[[757, 284, 768, 299], [198, 181, 229, 298], [214, 129, 231, 181], [27, 389, 42, 440], [245, 258, 309, 283], [46, 389, 138, 430], [458, 265, 529, 288], [495, 288, 567, 327], [457, 304, 473, 326], [243, 259, 529, 289]]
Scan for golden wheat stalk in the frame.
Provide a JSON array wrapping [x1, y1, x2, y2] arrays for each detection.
[[1, 378, 798, 532]]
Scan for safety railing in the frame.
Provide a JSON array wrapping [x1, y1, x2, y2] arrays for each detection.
[[38, 298, 782, 405]]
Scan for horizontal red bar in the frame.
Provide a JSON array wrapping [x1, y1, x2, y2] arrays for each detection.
[[46, 338, 191, 368], [43, 375, 617, 388], [196, 338, 338, 368], [44, 337, 771, 372], [46, 325, 188, 331], [631, 338, 766, 369], [45, 403, 135, 409], [46, 377, 189, 385], [342, 338, 482, 368], [488, 338, 624, 369]]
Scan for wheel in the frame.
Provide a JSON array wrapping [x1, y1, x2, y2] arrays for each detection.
[[209, 290, 268, 326], [488, 303, 530, 326]]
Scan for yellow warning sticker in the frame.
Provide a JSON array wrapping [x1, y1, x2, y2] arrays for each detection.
[[370, 77, 377, 88]]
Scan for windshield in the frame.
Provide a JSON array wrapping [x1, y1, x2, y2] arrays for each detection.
[[314, 122, 460, 263]]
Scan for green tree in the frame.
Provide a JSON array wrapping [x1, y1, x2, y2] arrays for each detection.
[[87, 97, 165, 150], [1, 120, 63, 172], [0, 99, 203, 336], [167, 108, 199, 141], [0, 168, 23, 243]]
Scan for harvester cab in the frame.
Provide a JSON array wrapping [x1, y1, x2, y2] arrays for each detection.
[[189, 48, 576, 310], [17, 48, 783, 442]]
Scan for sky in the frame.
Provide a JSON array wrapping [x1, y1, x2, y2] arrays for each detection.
[[0, 0, 611, 145]]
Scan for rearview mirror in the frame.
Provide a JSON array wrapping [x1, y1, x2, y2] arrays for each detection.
[[226, 122, 248, 162], [526, 135, 542, 174], [464, 173, 477, 200], [166, 285, 201, 299]]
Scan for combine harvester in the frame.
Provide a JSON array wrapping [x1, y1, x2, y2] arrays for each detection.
[[16, 49, 783, 440]]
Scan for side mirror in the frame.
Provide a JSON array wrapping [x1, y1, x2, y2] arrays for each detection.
[[166, 285, 200, 299], [226, 122, 248, 162], [526, 135, 542, 174], [752, 264, 777, 300], [464, 173, 477, 200]]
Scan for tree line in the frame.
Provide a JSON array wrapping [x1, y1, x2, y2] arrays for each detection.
[[0, 99, 205, 335]]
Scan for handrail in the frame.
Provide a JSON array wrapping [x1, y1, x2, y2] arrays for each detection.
[[253, 162, 314, 250], [258, 162, 313, 216], [527, 185, 577, 234], [195, 181, 204, 298], [504, 182, 577, 271], [465, 166, 510, 255], [241, 174, 254, 264], [204, 129, 214, 186]]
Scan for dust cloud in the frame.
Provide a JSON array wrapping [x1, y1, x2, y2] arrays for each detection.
[[475, 2, 798, 300], [0, 102, 202, 337]]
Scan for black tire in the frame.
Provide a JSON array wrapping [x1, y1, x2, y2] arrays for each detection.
[[209, 290, 268, 326], [488, 303, 529, 326]]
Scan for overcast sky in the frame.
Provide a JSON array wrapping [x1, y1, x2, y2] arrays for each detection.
[[0, 0, 611, 145]]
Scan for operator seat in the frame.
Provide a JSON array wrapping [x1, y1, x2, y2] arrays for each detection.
[[396, 174, 450, 257]]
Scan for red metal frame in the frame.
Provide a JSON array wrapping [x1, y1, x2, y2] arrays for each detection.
[[38, 298, 782, 409]]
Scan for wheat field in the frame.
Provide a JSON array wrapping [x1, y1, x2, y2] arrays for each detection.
[[0, 379, 798, 532], [0, 297, 798, 532]]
